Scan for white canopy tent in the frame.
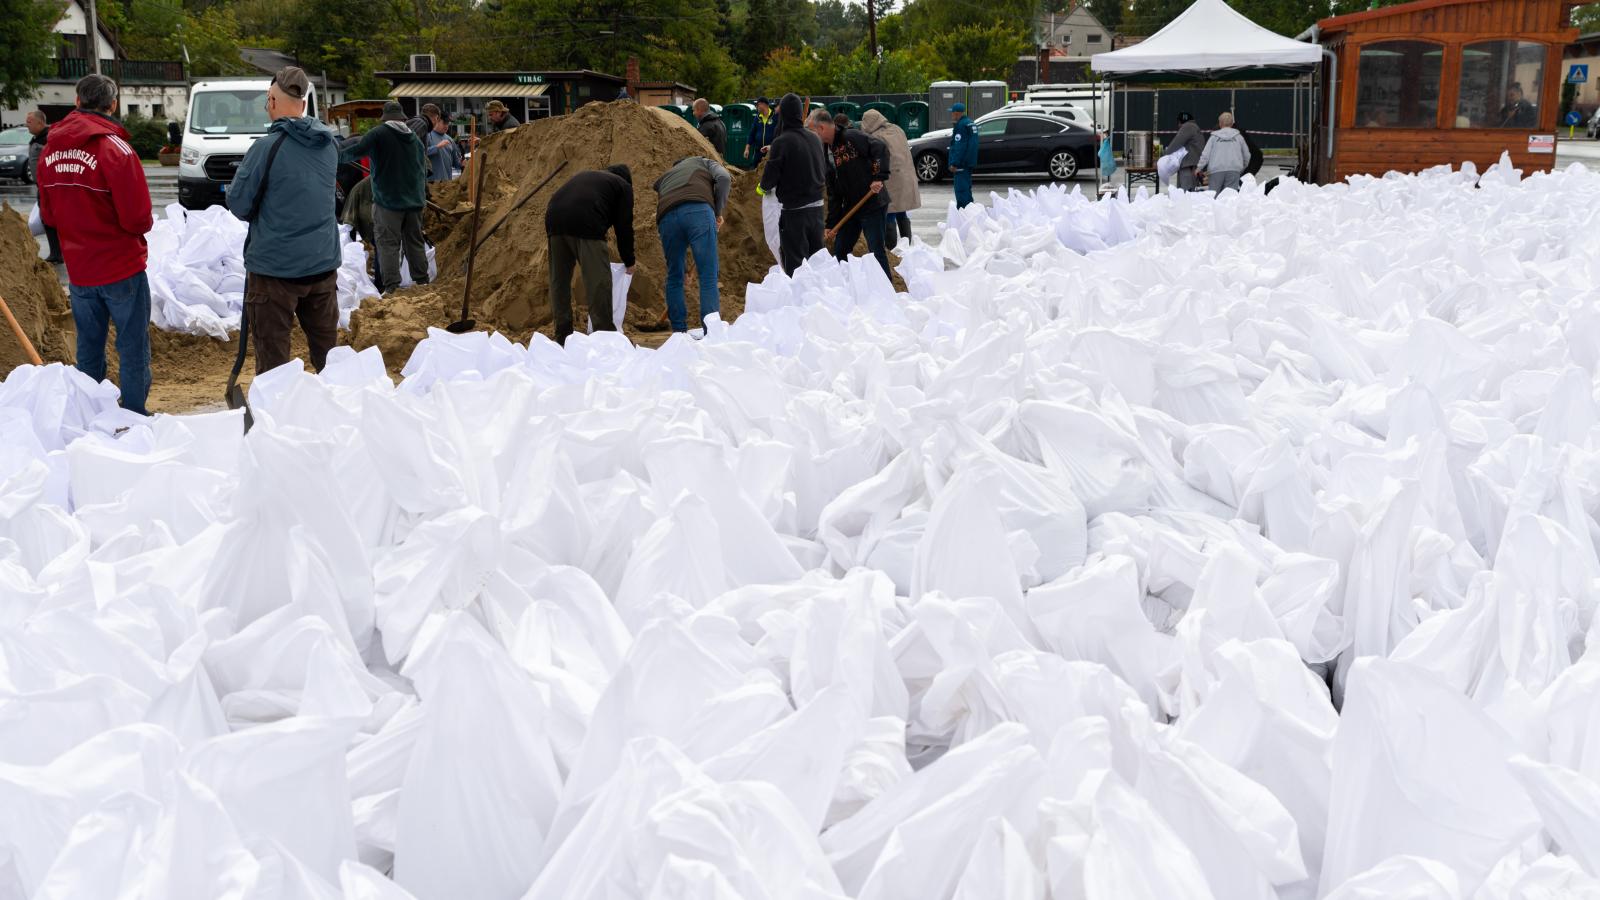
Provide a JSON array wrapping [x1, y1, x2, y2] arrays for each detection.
[[1087, 0, 1324, 195], [1091, 0, 1322, 80]]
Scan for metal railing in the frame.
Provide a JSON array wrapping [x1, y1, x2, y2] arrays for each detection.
[[55, 58, 186, 83]]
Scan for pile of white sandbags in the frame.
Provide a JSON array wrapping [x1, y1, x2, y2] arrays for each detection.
[[144, 203, 434, 338], [4, 156, 1600, 899]]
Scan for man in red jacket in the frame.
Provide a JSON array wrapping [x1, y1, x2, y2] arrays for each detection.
[[37, 74, 154, 415]]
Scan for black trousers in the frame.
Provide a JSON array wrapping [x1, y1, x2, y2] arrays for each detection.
[[778, 206, 824, 276], [831, 205, 891, 278]]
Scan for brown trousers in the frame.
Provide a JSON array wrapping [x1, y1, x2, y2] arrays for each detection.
[[548, 233, 614, 345], [246, 271, 339, 375]]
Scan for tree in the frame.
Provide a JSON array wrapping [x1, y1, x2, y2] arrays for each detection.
[[1572, 1, 1600, 30], [830, 47, 934, 92], [747, 45, 837, 96], [813, 0, 867, 53], [917, 21, 1027, 81], [1, 0, 63, 108], [1087, 0, 1124, 33]]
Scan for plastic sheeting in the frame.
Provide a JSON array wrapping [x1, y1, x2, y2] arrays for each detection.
[[7, 156, 1600, 898], [145, 204, 404, 338]]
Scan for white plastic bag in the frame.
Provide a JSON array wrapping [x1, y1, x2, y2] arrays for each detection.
[[1157, 146, 1187, 182]]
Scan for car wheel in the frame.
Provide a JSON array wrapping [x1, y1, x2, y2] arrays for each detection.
[[915, 151, 944, 183], [1048, 150, 1079, 180]]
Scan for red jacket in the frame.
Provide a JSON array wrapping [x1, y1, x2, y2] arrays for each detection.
[[37, 111, 153, 287]]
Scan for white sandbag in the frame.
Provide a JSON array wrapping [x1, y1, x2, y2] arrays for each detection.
[[1320, 659, 1542, 895], [762, 192, 781, 264], [394, 613, 563, 900]]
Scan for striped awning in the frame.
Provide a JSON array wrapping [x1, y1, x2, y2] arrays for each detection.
[[388, 81, 549, 99]]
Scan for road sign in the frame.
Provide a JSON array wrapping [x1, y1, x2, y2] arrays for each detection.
[[1569, 64, 1589, 84], [1567, 110, 1583, 126]]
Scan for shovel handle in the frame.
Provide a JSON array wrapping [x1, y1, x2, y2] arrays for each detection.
[[0, 292, 42, 366], [824, 192, 875, 242]]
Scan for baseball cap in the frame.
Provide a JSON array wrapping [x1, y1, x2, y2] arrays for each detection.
[[951, 102, 966, 113], [756, 97, 772, 106], [271, 66, 311, 100]]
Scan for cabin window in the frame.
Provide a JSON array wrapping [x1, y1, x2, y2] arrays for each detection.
[[1456, 41, 1545, 128], [1354, 40, 1443, 128]]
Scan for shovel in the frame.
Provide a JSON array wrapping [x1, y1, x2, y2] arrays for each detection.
[[0, 292, 42, 367], [824, 190, 877, 244], [225, 287, 254, 430], [448, 140, 492, 333]]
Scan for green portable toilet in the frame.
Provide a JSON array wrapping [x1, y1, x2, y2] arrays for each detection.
[[864, 101, 898, 123], [897, 101, 929, 140], [808, 101, 827, 118], [721, 102, 755, 167], [658, 104, 690, 125], [827, 101, 861, 125]]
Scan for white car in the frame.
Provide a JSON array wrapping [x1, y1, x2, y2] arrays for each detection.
[[179, 78, 320, 211]]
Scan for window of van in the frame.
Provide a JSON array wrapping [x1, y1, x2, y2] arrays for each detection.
[[190, 89, 271, 134]]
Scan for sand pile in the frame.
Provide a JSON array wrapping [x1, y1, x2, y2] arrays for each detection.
[[351, 101, 773, 363], [0, 207, 74, 377]]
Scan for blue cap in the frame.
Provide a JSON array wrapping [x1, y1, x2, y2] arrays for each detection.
[[951, 102, 966, 112]]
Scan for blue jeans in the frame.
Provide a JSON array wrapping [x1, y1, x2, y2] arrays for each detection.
[[658, 202, 719, 332], [953, 169, 974, 208], [70, 271, 151, 415]]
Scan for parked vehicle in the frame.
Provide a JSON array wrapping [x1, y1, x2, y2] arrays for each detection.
[[998, 103, 1098, 130], [909, 110, 1098, 183], [178, 78, 319, 210], [0, 127, 31, 182], [1587, 111, 1600, 139]]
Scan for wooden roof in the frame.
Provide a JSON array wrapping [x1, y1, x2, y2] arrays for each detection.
[[1317, 0, 1582, 34]]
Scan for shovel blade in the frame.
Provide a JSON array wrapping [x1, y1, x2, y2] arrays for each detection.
[[446, 319, 477, 334]]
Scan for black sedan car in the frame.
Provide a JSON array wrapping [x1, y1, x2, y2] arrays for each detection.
[[909, 111, 1097, 183], [0, 126, 32, 182]]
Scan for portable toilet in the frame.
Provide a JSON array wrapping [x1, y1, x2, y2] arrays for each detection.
[[897, 101, 929, 139], [658, 103, 691, 126], [929, 81, 968, 116], [721, 102, 755, 166], [808, 101, 827, 117], [864, 101, 898, 123], [968, 80, 1008, 119], [827, 101, 861, 125]]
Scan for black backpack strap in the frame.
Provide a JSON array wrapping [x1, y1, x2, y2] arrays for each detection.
[[243, 131, 290, 232]]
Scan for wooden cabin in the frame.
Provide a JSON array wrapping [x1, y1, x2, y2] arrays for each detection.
[[1311, 0, 1578, 182]]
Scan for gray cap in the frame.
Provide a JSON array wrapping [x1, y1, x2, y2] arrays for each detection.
[[272, 66, 311, 100], [382, 100, 406, 121]]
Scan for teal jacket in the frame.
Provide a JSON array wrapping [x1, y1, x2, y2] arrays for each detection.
[[340, 120, 427, 212], [227, 115, 342, 279], [949, 115, 978, 170]]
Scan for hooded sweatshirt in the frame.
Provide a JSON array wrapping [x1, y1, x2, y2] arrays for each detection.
[[226, 114, 342, 280], [1197, 126, 1249, 175], [544, 165, 636, 267], [758, 94, 826, 210], [340, 119, 427, 212], [860, 109, 919, 214], [36, 110, 153, 287], [697, 111, 727, 158]]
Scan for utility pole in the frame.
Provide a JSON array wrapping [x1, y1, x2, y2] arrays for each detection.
[[87, 0, 102, 74], [867, 0, 879, 87]]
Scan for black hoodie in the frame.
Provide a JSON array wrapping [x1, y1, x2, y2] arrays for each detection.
[[758, 93, 825, 210], [697, 111, 727, 157], [544, 164, 636, 267]]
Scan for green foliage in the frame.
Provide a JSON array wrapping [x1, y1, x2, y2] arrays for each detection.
[[830, 48, 936, 93], [748, 46, 837, 97], [113, 0, 254, 77], [1, 0, 68, 107], [121, 112, 170, 159], [1087, 0, 1125, 31], [1573, 2, 1600, 31], [920, 21, 1028, 81], [1127, 0, 1326, 37]]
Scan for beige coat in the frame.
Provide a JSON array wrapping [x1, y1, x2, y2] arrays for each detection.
[[861, 109, 920, 215]]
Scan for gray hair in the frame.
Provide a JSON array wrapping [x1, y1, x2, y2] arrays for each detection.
[[1218, 111, 1235, 128], [807, 108, 833, 127], [76, 74, 118, 113], [25, 110, 45, 125]]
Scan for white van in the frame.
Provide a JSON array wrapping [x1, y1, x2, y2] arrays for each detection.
[[178, 78, 319, 210]]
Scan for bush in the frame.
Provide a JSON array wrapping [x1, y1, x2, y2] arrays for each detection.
[[121, 112, 170, 160]]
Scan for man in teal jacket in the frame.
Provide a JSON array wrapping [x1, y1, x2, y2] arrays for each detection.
[[226, 66, 343, 374], [340, 101, 429, 293], [948, 102, 978, 208]]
